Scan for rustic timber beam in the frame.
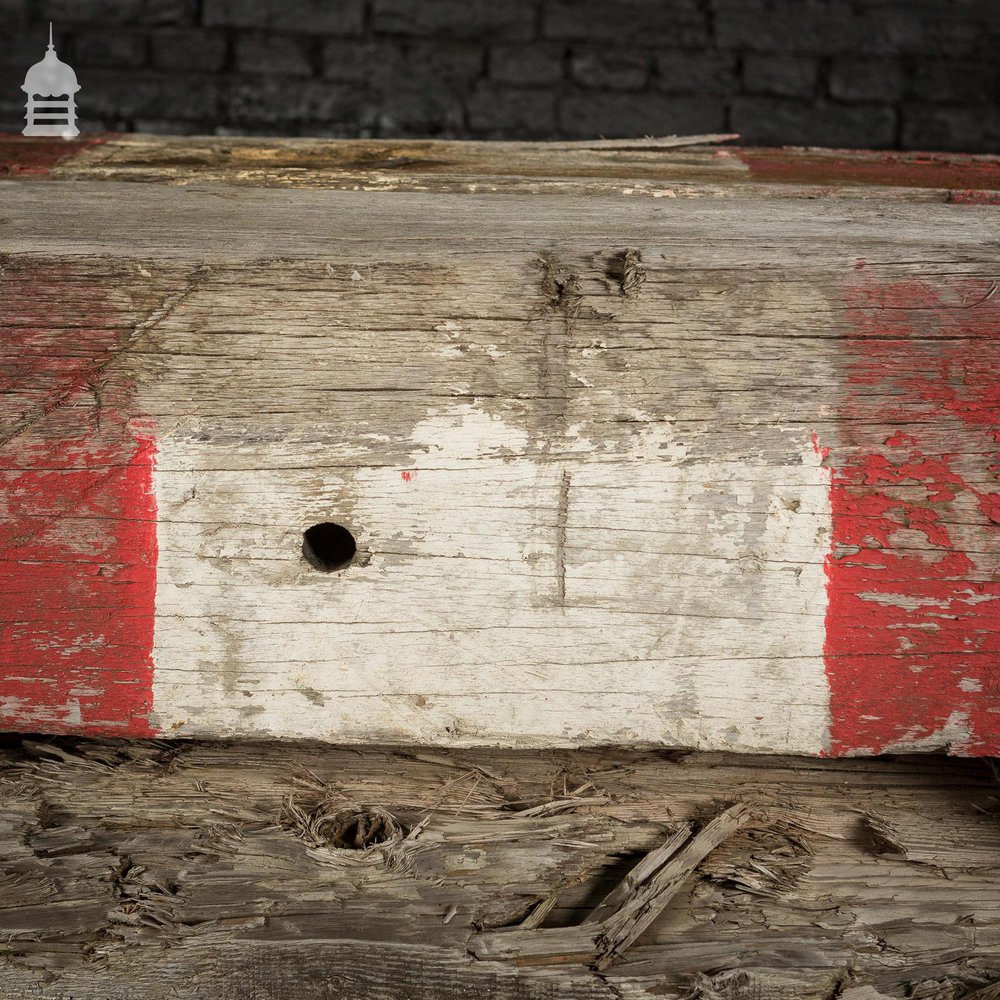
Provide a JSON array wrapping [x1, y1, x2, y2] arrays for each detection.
[[0, 135, 998, 753], [1, 132, 999, 201], [0, 738, 998, 999]]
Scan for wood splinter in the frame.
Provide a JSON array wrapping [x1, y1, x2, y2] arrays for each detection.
[[468, 801, 758, 970]]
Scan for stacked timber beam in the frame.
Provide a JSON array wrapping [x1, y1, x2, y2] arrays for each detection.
[[0, 739, 999, 999], [1, 134, 998, 754], [1, 133, 1000, 999]]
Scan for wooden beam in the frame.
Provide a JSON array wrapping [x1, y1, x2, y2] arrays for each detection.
[[0, 138, 998, 752], [3, 133, 1000, 200], [0, 738, 998, 999]]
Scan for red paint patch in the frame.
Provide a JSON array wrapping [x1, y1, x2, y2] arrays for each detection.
[[0, 133, 110, 178], [401, 470, 415, 482], [821, 273, 1000, 755], [738, 149, 1000, 195], [0, 263, 158, 736], [949, 189, 1000, 206]]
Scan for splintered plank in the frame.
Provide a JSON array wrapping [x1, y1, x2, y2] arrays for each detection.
[[0, 739, 998, 999], [0, 172, 998, 753]]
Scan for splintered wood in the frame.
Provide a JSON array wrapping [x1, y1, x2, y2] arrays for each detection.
[[0, 136, 999, 752], [468, 802, 760, 969], [0, 739, 998, 999]]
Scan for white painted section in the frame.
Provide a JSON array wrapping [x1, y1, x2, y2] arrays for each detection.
[[149, 406, 832, 752]]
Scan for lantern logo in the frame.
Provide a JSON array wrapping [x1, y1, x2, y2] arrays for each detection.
[[21, 23, 80, 138]]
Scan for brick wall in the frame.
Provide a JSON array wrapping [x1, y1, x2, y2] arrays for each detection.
[[2, 0, 999, 151]]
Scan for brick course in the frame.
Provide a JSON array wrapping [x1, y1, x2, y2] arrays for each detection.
[[1, 0, 997, 151], [152, 30, 227, 73], [571, 50, 650, 91], [742, 55, 818, 99], [490, 44, 563, 87], [731, 97, 897, 149], [828, 58, 906, 103]]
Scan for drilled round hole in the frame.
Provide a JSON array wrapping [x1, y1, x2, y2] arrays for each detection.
[[302, 522, 357, 572]]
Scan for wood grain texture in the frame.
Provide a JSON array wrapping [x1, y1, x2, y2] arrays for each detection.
[[0, 738, 998, 999], [4, 133, 998, 202], [0, 153, 998, 752]]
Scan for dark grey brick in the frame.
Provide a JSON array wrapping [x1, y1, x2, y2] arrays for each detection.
[[79, 71, 221, 121], [545, 0, 708, 47], [6, 0, 998, 152], [0, 0, 28, 26], [152, 30, 227, 72], [362, 44, 483, 136], [323, 39, 484, 88], [322, 40, 388, 82], [908, 60, 999, 104], [40, 0, 195, 25], [213, 122, 311, 136], [490, 44, 564, 87], [897, 13, 1000, 58], [713, 2, 850, 52], [204, 0, 365, 34], [376, 88, 465, 135], [467, 83, 557, 135], [222, 76, 372, 127], [393, 41, 485, 82], [828, 58, 905, 102], [743, 55, 817, 98], [0, 92, 28, 130], [856, 7, 942, 55], [655, 50, 737, 96], [0, 52, 32, 130], [74, 30, 149, 69], [236, 34, 313, 76], [372, 0, 536, 42], [0, 27, 59, 67], [715, 3, 923, 56], [132, 118, 210, 134], [731, 97, 897, 148], [570, 50, 649, 90], [901, 104, 1000, 152], [290, 122, 377, 137], [559, 91, 724, 139]]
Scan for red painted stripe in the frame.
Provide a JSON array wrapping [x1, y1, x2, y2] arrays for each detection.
[[949, 189, 1000, 206], [821, 268, 1000, 755], [0, 134, 110, 177], [0, 263, 158, 736], [737, 149, 1000, 194]]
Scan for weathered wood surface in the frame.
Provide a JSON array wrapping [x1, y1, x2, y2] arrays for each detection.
[[1, 137, 999, 753], [3, 133, 1000, 202], [0, 738, 999, 999]]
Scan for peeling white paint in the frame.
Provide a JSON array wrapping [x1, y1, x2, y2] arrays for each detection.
[[150, 407, 833, 753], [858, 592, 951, 610], [880, 711, 972, 753]]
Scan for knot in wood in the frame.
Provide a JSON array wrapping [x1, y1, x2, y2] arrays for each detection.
[[285, 797, 403, 850]]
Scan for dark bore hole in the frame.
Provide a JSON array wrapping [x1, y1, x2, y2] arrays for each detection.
[[302, 522, 357, 572]]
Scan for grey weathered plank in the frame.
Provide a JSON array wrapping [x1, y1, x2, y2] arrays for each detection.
[[0, 739, 998, 998], [1, 178, 998, 752]]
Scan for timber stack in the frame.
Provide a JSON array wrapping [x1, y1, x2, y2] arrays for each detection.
[[0, 134, 998, 999]]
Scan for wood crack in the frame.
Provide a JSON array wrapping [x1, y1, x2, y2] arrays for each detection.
[[556, 469, 570, 606]]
